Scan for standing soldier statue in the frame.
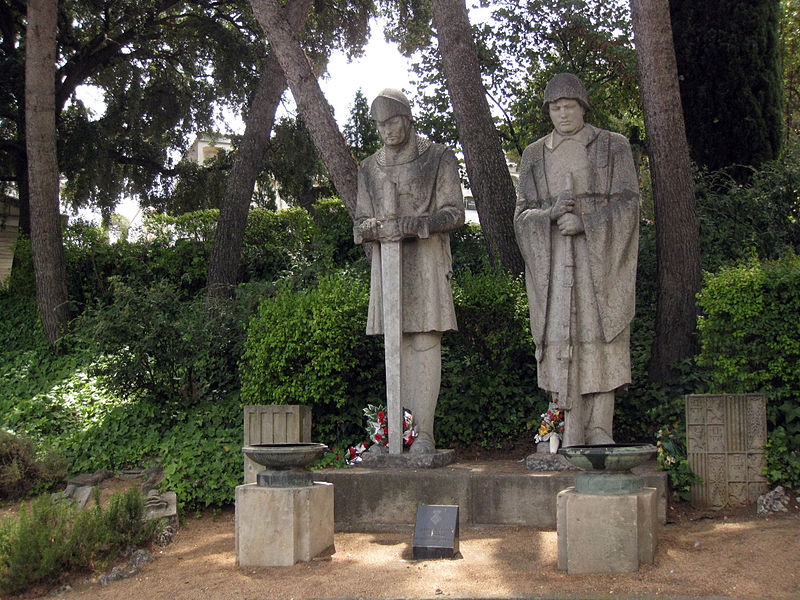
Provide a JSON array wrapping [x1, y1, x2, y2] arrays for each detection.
[[354, 89, 464, 455], [514, 73, 640, 447]]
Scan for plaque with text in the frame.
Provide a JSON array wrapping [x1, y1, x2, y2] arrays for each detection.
[[412, 504, 459, 559]]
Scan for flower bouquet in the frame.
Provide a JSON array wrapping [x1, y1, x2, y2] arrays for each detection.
[[345, 404, 417, 465], [534, 403, 565, 452]]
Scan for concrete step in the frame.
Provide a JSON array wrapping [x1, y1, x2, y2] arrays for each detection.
[[314, 459, 667, 532]]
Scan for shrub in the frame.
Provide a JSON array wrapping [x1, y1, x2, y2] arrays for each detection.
[[75, 279, 249, 406], [159, 398, 243, 509], [0, 488, 162, 596], [0, 431, 67, 500], [437, 269, 545, 447], [240, 269, 381, 449], [697, 253, 800, 485], [656, 421, 701, 502], [240, 267, 548, 451], [696, 139, 800, 273]]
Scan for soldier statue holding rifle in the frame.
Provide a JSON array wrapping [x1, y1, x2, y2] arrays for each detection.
[[514, 73, 639, 447]]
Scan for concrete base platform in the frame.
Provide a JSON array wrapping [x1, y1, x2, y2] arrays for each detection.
[[235, 482, 334, 567], [314, 460, 666, 532], [557, 486, 658, 574], [359, 449, 456, 469]]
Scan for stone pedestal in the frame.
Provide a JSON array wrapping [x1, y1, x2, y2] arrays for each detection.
[[557, 486, 657, 574], [235, 482, 334, 568]]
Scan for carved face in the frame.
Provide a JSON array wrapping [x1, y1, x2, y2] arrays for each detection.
[[376, 115, 412, 147], [549, 98, 585, 136]]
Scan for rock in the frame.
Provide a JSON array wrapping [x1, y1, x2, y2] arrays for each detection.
[[99, 566, 131, 586], [757, 485, 790, 516], [49, 584, 72, 596], [156, 524, 177, 547], [140, 463, 164, 493], [68, 468, 113, 487], [129, 549, 153, 570]]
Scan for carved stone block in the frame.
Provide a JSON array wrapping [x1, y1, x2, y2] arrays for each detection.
[[685, 394, 768, 508]]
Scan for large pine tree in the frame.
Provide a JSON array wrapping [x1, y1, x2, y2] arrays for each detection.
[[669, 0, 783, 176]]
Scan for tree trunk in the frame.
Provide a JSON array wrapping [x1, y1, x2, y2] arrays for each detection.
[[430, 0, 524, 275], [205, 0, 313, 309], [630, 0, 701, 382], [249, 0, 358, 217], [25, 0, 70, 348]]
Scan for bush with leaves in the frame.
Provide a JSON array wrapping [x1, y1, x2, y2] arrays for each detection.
[[240, 269, 382, 450], [0, 431, 68, 500], [437, 269, 545, 448], [0, 488, 162, 596], [695, 138, 800, 273], [697, 253, 800, 485], [75, 279, 251, 407], [240, 267, 548, 451]]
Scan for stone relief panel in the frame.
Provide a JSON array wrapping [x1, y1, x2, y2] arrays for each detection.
[[685, 394, 768, 508]]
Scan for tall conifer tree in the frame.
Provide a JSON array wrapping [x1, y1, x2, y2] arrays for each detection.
[[669, 0, 783, 177]]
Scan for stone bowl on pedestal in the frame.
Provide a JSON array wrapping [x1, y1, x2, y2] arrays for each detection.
[[558, 443, 657, 494], [242, 443, 328, 487]]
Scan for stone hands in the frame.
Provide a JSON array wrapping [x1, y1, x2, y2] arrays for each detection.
[[399, 216, 426, 238], [549, 192, 575, 221], [557, 212, 584, 236], [358, 217, 428, 242]]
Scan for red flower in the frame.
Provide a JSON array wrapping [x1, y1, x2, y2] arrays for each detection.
[[375, 433, 382, 441], [560, 426, 565, 431], [378, 411, 385, 420]]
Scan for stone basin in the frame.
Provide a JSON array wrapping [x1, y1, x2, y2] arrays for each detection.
[[243, 443, 328, 470], [242, 443, 328, 487], [558, 443, 657, 473]]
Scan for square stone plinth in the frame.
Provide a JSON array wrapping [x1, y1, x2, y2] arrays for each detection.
[[235, 482, 334, 568], [557, 487, 658, 574]]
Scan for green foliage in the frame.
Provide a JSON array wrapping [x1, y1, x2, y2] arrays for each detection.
[[783, 1, 800, 137], [697, 253, 800, 484], [267, 116, 334, 210], [0, 431, 68, 501], [450, 223, 492, 276], [240, 270, 381, 449], [0, 488, 162, 596], [159, 399, 243, 509], [764, 426, 800, 490], [670, 0, 784, 176], [656, 421, 701, 502], [409, 0, 640, 156], [75, 279, 249, 407], [1, 236, 35, 297], [343, 89, 381, 163], [695, 140, 800, 273], [438, 270, 545, 448], [239, 266, 546, 451]]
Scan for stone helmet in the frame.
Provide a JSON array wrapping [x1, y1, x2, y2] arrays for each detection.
[[370, 88, 412, 122], [542, 73, 590, 111]]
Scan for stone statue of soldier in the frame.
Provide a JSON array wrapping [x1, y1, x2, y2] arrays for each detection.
[[353, 88, 465, 454], [514, 73, 639, 447]]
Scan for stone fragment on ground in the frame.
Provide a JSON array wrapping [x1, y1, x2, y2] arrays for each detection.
[[757, 485, 790, 516], [98, 549, 153, 586]]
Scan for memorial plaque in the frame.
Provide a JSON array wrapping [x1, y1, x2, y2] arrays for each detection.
[[685, 394, 768, 508], [412, 504, 459, 559]]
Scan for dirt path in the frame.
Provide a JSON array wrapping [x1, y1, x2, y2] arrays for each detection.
[[16, 483, 800, 600]]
